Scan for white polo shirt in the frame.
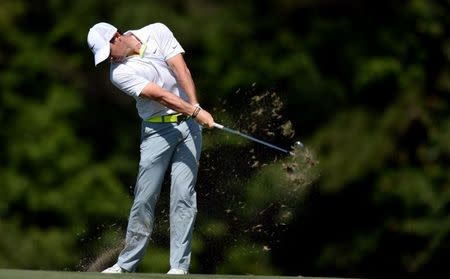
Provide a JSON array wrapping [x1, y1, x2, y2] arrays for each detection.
[[110, 23, 186, 120]]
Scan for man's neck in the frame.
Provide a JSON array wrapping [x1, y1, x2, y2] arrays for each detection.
[[124, 34, 141, 56], [129, 34, 142, 55]]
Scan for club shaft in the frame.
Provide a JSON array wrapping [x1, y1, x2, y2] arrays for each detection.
[[213, 123, 290, 154]]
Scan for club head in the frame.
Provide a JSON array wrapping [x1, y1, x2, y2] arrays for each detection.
[[289, 140, 304, 156], [294, 141, 304, 148]]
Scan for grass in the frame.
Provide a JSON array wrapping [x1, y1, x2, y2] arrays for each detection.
[[0, 269, 342, 279]]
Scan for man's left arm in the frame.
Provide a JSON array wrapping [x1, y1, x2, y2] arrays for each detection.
[[167, 54, 199, 106]]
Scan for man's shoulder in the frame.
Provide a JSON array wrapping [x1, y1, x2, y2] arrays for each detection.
[[137, 22, 169, 32], [146, 22, 173, 35], [130, 23, 171, 41]]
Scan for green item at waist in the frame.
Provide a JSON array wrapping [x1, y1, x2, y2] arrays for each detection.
[[146, 113, 188, 123]]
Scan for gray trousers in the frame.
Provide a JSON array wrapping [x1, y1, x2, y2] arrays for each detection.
[[117, 118, 202, 272]]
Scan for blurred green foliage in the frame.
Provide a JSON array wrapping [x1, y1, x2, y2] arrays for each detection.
[[0, 0, 448, 278]]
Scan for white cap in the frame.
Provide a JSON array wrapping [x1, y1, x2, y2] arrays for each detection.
[[87, 22, 118, 66]]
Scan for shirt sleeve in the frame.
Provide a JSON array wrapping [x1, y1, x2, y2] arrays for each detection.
[[152, 23, 185, 60], [110, 67, 149, 98]]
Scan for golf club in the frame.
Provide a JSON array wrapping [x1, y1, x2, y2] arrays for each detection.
[[213, 122, 303, 155]]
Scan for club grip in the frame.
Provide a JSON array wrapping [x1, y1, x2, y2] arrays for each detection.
[[213, 123, 224, 129]]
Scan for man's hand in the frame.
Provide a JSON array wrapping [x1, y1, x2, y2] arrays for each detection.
[[194, 109, 214, 129]]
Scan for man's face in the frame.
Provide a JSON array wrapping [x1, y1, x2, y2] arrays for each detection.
[[109, 32, 132, 62]]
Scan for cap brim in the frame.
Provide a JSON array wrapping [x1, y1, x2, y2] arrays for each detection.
[[94, 45, 111, 66]]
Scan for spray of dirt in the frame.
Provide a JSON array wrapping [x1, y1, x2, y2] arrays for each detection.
[[283, 144, 320, 191], [77, 225, 125, 272], [227, 143, 320, 257], [84, 240, 125, 272], [234, 86, 320, 191], [206, 85, 321, 257]]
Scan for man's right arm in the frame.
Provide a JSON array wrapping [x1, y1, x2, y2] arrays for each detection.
[[140, 82, 214, 128]]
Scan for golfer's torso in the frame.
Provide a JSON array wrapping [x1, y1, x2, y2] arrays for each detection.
[[116, 55, 185, 120], [110, 24, 187, 120]]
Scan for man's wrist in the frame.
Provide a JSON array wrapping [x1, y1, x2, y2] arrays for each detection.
[[191, 103, 202, 118], [192, 105, 202, 118]]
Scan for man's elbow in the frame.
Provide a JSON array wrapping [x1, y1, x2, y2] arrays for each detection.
[[140, 83, 163, 100], [140, 91, 162, 102]]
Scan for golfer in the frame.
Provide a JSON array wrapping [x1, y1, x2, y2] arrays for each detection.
[[87, 21, 214, 274]]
